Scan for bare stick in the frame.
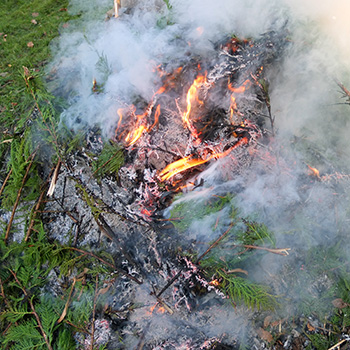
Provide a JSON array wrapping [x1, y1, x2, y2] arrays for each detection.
[[328, 339, 347, 350], [196, 222, 235, 263], [156, 270, 183, 298], [239, 244, 290, 256], [5, 152, 36, 244], [90, 274, 99, 350], [10, 270, 53, 350], [0, 168, 12, 197]]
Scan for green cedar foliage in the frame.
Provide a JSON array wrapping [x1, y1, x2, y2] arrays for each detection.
[[91, 141, 124, 181], [170, 193, 278, 310], [0, 226, 113, 349]]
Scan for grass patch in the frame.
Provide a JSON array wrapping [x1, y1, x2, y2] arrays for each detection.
[[0, 0, 73, 131]]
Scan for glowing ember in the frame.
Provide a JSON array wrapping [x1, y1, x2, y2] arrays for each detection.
[[196, 26, 204, 36], [92, 78, 97, 92], [209, 279, 220, 287]]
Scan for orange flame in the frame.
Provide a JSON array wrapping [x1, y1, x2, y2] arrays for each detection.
[[183, 73, 207, 137], [307, 164, 320, 179], [148, 104, 161, 132], [159, 137, 248, 181], [230, 96, 237, 121], [159, 155, 208, 181], [228, 79, 251, 121], [228, 79, 251, 93], [125, 125, 146, 146]]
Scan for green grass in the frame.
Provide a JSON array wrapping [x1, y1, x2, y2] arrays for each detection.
[[0, 0, 72, 131]]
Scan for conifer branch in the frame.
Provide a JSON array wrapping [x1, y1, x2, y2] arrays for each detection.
[[9, 270, 53, 350], [25, 167, 53, 242]]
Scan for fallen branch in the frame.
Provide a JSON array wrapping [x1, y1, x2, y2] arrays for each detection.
[[25, 166, 54, 242], [5, 152, 36, 244], [10, 270, 53, 350]]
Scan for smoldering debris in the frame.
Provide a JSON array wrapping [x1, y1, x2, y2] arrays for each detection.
[[41, 0, 350, 349]]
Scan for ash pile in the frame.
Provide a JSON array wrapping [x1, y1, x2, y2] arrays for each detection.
[[44, 27, 290, 349]]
